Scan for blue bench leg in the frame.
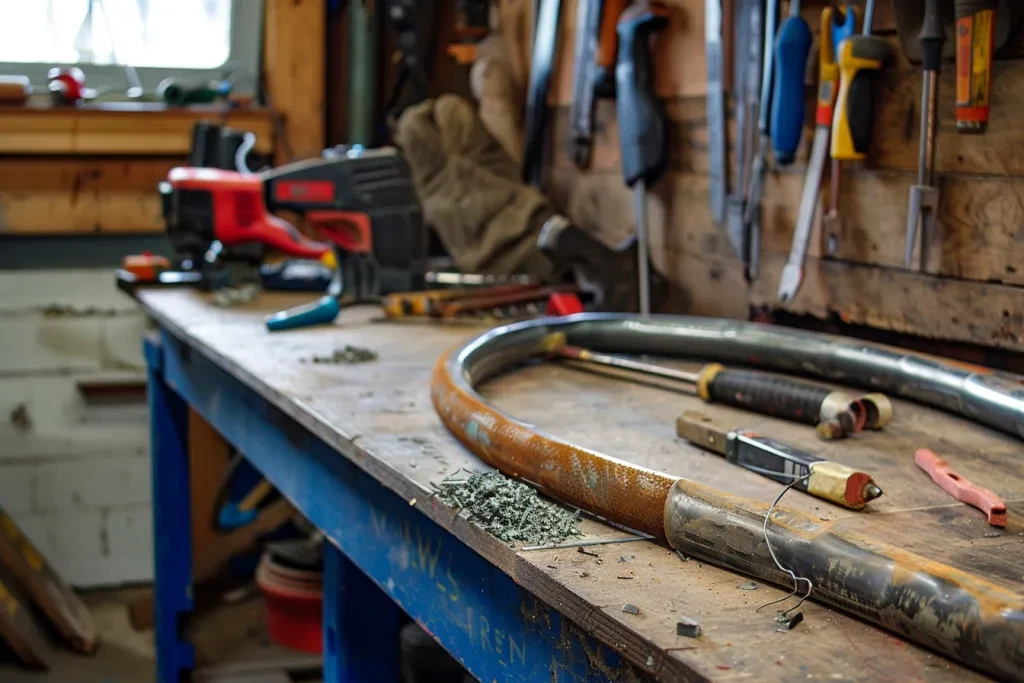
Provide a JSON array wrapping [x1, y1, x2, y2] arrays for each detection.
[[323, 541, 402, 683], [146, 338, 196, 683]]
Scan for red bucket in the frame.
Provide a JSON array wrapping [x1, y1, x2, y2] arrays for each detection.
[[256, 553, 324, 654]]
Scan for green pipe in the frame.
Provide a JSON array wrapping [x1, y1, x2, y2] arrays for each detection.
[[347, 0, 379, 145]]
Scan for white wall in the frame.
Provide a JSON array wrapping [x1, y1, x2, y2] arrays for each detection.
[[0, 269, 153, 587]]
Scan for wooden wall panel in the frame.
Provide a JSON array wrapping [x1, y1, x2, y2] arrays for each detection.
[[0, 159, 172, 234], [524, 0, 1024, 351], [264, 0, 326, 162], [0, 108, 274, 156]]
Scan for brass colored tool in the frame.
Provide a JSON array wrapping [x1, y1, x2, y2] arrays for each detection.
[[676, 410, 883, 509], [382, 283, 540, 318]]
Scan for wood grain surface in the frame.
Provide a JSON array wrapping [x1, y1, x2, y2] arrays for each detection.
[[138, 289, 1023, 682], [501, 0, 1024, 351]]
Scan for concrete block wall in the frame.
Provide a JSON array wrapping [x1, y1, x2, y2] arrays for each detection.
[[0, 269, 153, 587]]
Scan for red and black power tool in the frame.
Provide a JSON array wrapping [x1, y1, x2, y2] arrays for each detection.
[[160, 144, 428, 300]]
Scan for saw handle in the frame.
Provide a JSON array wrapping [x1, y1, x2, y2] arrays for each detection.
[[615, 2, 669, 186]]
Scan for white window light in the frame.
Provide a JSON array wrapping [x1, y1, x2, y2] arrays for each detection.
[[0, 0, 262, 100]]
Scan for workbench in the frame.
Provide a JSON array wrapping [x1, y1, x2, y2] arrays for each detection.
[[138, 289, 1024, 683]]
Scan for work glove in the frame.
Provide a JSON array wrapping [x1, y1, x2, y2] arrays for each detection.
[[394, 95, 559, 279]]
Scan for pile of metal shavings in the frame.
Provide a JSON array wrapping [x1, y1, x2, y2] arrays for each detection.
[[307, 345, 379, 365], [211, 284, 261, 307], [432, 469, 583, 547]]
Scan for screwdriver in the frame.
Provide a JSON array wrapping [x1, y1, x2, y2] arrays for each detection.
[[954, 0, 998, 133], [616, 1, 669, 315], [905, 0, 946, 270], [769, 0, 813, 165], [830, 0, 889, 163], [540, 333, 894, 440], [740, 0, 779, 282], [778, 3, 858, 303]]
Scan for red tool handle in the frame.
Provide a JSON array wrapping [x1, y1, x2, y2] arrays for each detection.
[[168, 168, 332, 260], [915, 448, 1007, 527]]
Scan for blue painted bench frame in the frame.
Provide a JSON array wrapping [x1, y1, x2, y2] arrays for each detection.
[[145, 329, 645, 683]]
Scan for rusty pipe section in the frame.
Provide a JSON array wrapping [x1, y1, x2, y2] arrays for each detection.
[[431, 314, 1024, 680], [431, 355, 677, 539], [665, 481, 1024, 681]]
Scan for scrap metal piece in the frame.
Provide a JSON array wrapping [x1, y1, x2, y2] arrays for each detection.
[[858, 392, 893, 430], [622, 603, 640, 615], [676, 617, 701, 638], [776, 611, 803, 630], [431, 314, 1024, 680]]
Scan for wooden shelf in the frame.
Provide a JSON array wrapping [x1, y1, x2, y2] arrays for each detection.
[[0, 104, 275, 156]]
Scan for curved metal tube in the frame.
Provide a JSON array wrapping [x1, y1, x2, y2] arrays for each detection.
[[450, 314, 1024, 439], [431, 314, 1024, 681]]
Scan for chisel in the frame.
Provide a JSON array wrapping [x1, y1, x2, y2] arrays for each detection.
[[769, 0, 813, 166], [778, 3, 858, 303], [905, 0, 945, 270], [727, 0, 768, 278], [676, 410, 884, 510], [542, 334, 893, 439]]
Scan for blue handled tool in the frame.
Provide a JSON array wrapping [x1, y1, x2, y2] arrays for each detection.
[[265, 295, 341, 332], [265, 250, 344, 332], [770, 0, 813, 165]]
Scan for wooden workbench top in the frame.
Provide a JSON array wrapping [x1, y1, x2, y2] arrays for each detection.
[[137, 289, 1024, 682]]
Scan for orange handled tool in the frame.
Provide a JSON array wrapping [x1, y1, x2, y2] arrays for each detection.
[[596, 0, 629, 71], [915, 448, 1007, 527], [954, 0, 998, 133]]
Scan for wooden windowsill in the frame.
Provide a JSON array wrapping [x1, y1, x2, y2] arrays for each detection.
[[0, 104, 275, 156]]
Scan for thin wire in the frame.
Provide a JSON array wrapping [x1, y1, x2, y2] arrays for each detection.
[[754, 473, 814, 615]]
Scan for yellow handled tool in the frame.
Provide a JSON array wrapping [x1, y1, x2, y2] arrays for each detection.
[[830, 0, 890, 162]]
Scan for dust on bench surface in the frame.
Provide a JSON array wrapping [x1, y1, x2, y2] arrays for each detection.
[[305, 345, 379, 364]]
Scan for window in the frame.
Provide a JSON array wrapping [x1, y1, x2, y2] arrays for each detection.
[[0, 0, 261, 98]]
